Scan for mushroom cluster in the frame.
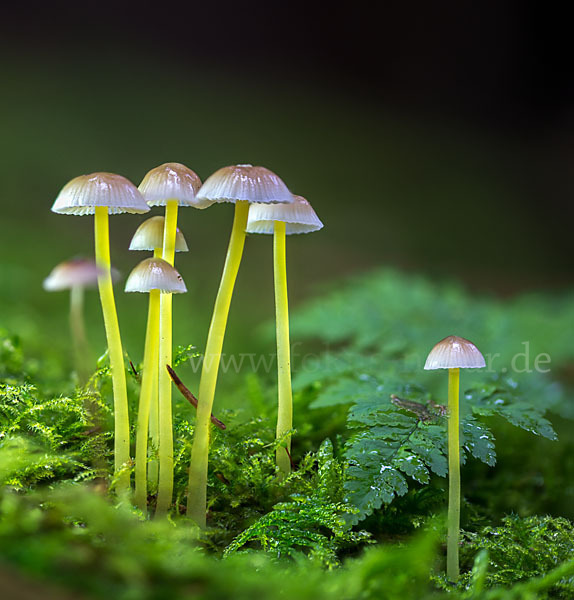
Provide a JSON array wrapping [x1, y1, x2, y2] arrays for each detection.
[[48, 163, 322, 524], [48, 163, 489, 583]]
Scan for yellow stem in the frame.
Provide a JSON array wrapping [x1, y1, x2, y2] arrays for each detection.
[[155, 200, 179, 516], [147, 247, 163, 489], [274, 222, 292, 476], [69, 285, 92, 385], [447, 367, 460, 581], [94, 206, 130, 495], [162, 200, 179, 266], [187, 200, 249, 526], [134, 289, 160, 512]]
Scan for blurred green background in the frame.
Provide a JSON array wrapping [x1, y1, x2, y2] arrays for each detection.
[[0, 6, 573, 393]]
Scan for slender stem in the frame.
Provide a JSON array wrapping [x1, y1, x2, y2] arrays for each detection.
[[94, 206, 130, 495], [134, 289, 160, 512], [273, 221, 292, 476], [155, 200, 179, 516], [69, 285, 91, 385], [147, 247, 163, 489], [162, 200, 179, 265], [187, 200, 249, 526], [447, 367, 460, 581]]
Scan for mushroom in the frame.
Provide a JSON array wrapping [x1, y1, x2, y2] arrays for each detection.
[[138, 162, 204, 515], [424, 335, 486, 581], [52, 172, 150, 494], [125, 257, 187, 512], [129, 216, 189, 258], [246, 196, 323, 475], [129, 215, 189, 492], [187, 164, 294, 526], [43, 257, 119, 384]]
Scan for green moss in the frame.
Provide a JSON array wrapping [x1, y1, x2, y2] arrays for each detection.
[[1, 269, 574, 598]]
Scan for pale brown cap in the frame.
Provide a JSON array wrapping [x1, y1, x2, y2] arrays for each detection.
[[138, 162, 209, 209], [43, 258, 119, 290], [196, 164, 294, 205], [124, 258, 187, 294], [246, 195, 323, 235], [129, 216, 189, 252], [424, 335, 486, 370], [51, 173, 150, 215]]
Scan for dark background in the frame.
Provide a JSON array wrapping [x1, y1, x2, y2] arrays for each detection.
[[0, 1, 572, 377], [3, 2, 573, 129]]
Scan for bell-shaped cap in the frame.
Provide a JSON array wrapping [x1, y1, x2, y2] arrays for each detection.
[[44, 258, 114, 291], [52, 173, 150, 216], [246, 195, 323, 235], [129, 216, 189, 252], [138, 162, 209, 209], [125, 258, 187, 294], [424, 335, 486, 370], [196, 164, 294, 205]]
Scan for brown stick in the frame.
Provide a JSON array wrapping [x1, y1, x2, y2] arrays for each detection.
[[166, 364, 226, 430], [284, 446, 296, 471]]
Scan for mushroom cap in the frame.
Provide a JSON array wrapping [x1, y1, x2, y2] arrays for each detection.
[[138, 162, 209, 209], [246, 195, 324, 235], [129, 216, 189, 252], [51, 173, 150, 215], [424, 335, 486, 370], [124, 258, 187, 294], [43, 258, 120, 291], [196, 164, 294, 205]]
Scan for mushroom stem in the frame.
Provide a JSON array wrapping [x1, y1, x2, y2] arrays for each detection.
[[447, 367, 460, 581], [69, 285, 91, 385], [187, 200, 249, 526], [147, 247, 163, 489], [94, 205, 130, 495], [273, 221, 292, 476], [155, 200, 179, 516], [135, 288, 160, 512]]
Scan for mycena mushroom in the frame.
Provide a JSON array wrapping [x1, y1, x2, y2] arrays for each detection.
[[188, 164, 294, 526], [129, 215, 189, 493], [43, 257, 118, 385], [51, 173, 150, 494], [125, 257, 187, 513], [129, 216, 189, 258], [424, 335, 485, 581], [246, 196, 323, 476], [138, 162, 206, 515]]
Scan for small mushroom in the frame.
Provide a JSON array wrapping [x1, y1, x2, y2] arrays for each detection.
[[129, 216, 189, 257], [52, 172, 149, 495], [138, 162, 203, 516], [424, 335, 486, 581], [129, 215, 189, 491], [187, 164, 294, 527], [44, 258, 119, 384], [246, 196, 323, 476], [125, 257, 187, 514]]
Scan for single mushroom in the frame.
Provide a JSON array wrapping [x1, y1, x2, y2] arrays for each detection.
[[51, 173, 149, 494], [246, 196, 323, 475], [125, 257, 187, 513], [129, 215, 189, 492], [129, 216, 189, 258], [187, 164, 294, 526], [424, 335, 486, 581], [138, 162, 205, 516], [43, 257, 119, 384]]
